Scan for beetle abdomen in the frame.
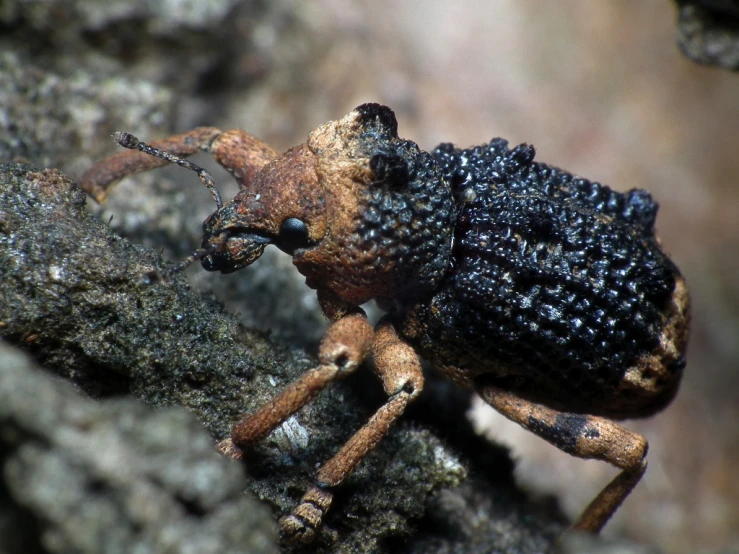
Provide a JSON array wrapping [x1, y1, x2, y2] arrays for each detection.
[[401, 139, 687, 418]]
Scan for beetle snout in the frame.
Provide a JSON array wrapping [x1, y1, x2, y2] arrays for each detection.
[[200, 215, 272, 273], [199, 236, 269, 273]]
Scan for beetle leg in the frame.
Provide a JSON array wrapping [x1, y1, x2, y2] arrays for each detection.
[[80, 127, 277, 203], [476, 383, 647, 533], [280, 318, 425, 543], [217, 310, 374, 459]]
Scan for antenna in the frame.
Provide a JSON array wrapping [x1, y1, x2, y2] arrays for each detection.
[[138, 243, 224, 284], [112, 131, 228, 281], [113, 132, 223, 210]]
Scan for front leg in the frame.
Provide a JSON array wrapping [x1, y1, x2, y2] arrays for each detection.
[[476, 384, 647, 533], [80, 127, 277, 203], [280, 318, 425, 543], [218, 310, 374, 459]]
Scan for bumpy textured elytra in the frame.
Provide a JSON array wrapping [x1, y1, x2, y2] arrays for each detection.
[[404, 140, 686, 418], [81, 103, 690, 543]]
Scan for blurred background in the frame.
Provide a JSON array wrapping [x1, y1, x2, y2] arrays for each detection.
[[2, 1, 738, 552]]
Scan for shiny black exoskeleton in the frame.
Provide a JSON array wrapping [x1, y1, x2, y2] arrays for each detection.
[[400, 136, 684, 418]]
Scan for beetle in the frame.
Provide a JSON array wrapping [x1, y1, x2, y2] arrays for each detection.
[[81, 103, 690, 543]]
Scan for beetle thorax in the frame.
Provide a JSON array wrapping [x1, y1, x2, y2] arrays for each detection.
[[291, 107, 457, 307]]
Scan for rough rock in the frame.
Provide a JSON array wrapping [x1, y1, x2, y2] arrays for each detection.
[[674, 0, 739, 70], [0, 342, 278, 554]]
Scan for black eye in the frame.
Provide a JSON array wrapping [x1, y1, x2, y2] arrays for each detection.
[[278, 217, 310, 255]]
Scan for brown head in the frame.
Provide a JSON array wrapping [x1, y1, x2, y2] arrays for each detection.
[[201, 104, 457, 308]]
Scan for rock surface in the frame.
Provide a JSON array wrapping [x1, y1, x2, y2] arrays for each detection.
[[0, 343, 278, 554], [674, 0, 739, 70]]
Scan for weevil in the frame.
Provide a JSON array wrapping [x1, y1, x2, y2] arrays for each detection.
[[81, 104, 690, 543]]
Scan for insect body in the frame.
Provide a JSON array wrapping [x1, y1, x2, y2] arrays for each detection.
[[81, 104, 690, 543]]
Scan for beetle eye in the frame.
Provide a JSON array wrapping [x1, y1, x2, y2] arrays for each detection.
[[277, 217, 310, 255]]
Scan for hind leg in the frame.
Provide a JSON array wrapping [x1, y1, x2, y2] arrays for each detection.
[[476, 384, 647, 533]]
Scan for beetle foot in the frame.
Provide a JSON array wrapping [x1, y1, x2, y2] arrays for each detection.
[[279, 486, 333, 544], [279, 514, 316, 544], [216, 438, 244, 461]]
